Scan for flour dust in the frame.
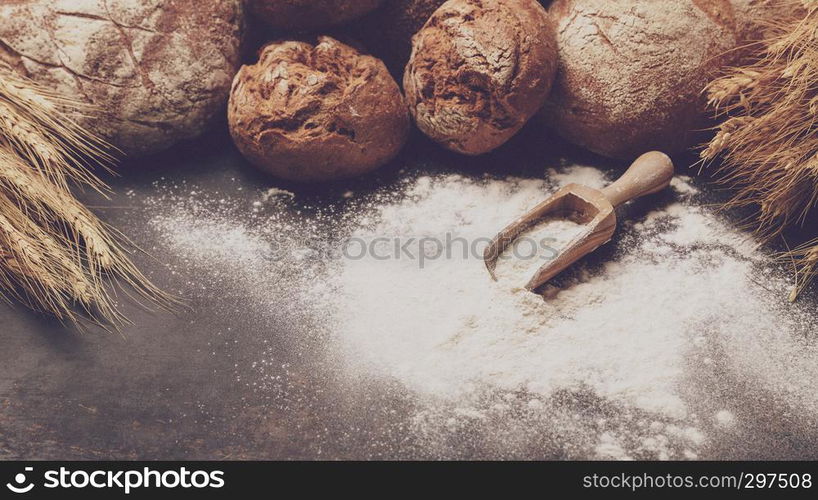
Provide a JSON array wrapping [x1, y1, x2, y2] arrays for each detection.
[[144, 166, 818, 460]]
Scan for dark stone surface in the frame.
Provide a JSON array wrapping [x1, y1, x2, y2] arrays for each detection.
[[1, 123, 816, 460]]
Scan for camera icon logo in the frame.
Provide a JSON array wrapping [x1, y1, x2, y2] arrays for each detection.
[[6, 467, 34, 494]]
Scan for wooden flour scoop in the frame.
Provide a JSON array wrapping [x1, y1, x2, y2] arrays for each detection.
[[484, 151, 675, 291]]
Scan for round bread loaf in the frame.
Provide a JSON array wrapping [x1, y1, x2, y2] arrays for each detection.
[[404, 0, 557, 155], [543, 0, 773, 160], [357, 0, 447, 75], [0, 0, 244, 157], [228, 37, 409, 182], [249, 0, 382, 32], [732, 0, 801, 41]]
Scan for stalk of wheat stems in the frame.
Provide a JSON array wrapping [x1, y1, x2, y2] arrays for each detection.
[[702, 0, 818, 300], [0, 63, 172, 328]]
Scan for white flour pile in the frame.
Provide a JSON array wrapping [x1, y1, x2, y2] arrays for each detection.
[[493, 219, 586, 287], [330, 175, 708, 440], [145, 166, 818, 460]]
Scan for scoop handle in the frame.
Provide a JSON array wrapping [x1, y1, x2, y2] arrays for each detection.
[[600, 151, 675, 208]]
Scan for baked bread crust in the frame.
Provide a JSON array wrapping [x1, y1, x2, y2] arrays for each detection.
[[228, 37, 409, 182], [543, 0, 743, 159], [404, 0, 558, 155], [0, 0, 244, 157]]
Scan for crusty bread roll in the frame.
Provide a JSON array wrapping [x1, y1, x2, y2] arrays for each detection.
[[0, 0, 243, 157], [732, 0, 801, 42], [249, 0, 382, 32], [404, 0, 557, 155], [542, 0, 788, 160], [228, 37, 409, 182]]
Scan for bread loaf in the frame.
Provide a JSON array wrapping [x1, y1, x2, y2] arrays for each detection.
[[0, 0, 244, 157], [732, 0, 801, 41], [404, 0, 557, 155], [543, 0, 787, 160], [0, 0, 243, 155], [228, 37, 409, 182]]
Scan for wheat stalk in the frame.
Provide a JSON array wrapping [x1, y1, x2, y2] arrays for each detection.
[[702, 0, 818, 300], [0, 81, 113, 192], [0, 63, 173, 328]]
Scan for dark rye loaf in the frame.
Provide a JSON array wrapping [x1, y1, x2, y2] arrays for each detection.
[[0, 0, 244, 157], [228, 37, 409, 182], [404, 0, 558, 155]]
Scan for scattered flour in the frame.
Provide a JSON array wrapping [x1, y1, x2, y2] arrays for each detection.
[[261, 187, 295, 200], [670, 175, 699, 195], [547, 164, 608, 190], [329, 172, 727, 419], [144, 164, 818, 460], [715, 410, 736, 428], [254, 187, 295, 208]]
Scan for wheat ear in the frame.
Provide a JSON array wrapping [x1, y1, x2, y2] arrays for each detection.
[[0, 63, 175, 328]]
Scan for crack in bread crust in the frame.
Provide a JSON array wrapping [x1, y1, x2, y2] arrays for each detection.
[[404, 0, 557, 155], [0, 0, 244, 157]]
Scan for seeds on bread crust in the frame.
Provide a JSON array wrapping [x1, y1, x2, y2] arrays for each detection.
[[228, 37, 409, 182]]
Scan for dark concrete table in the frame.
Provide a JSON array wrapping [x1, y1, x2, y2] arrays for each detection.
[[1, 125, 816, 460]]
